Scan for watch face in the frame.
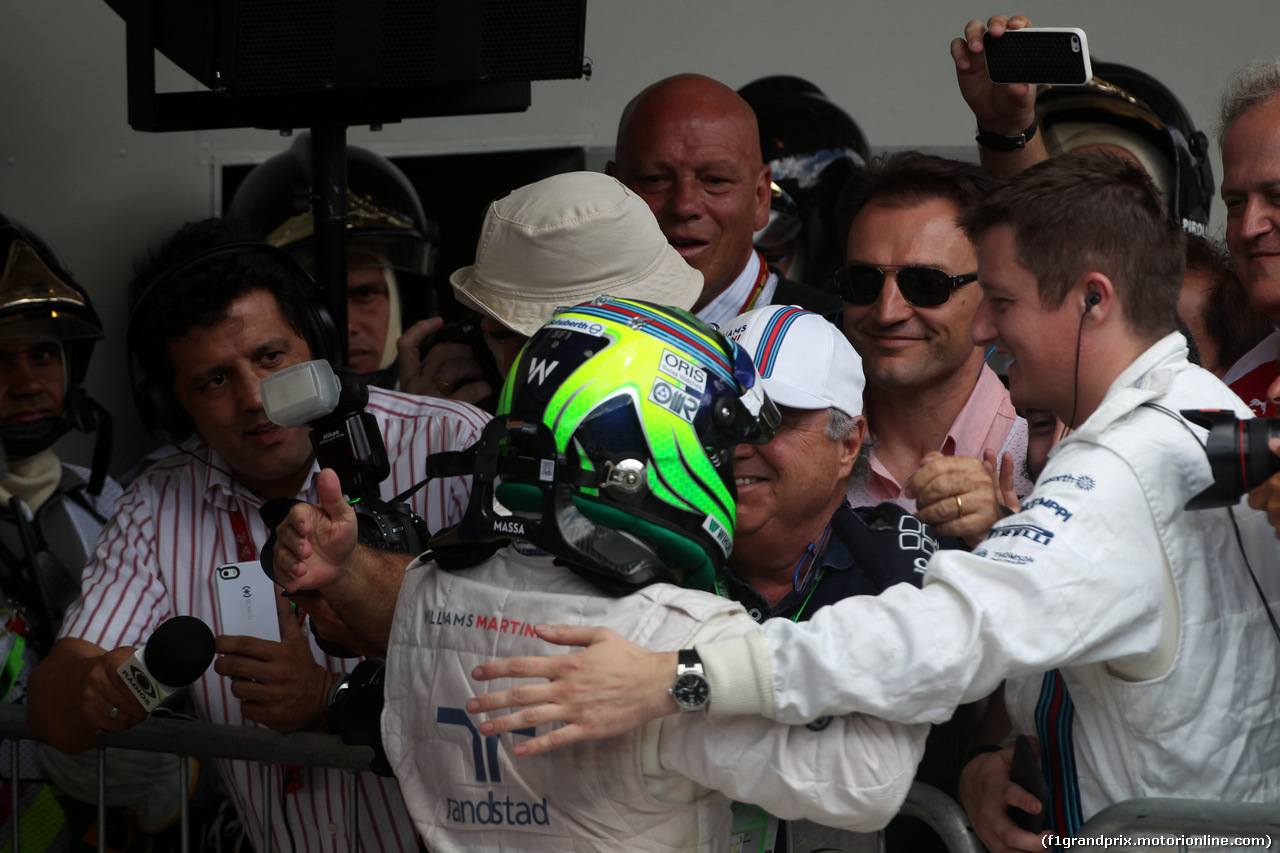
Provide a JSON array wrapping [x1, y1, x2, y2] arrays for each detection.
[[672, 672, 710, 709]]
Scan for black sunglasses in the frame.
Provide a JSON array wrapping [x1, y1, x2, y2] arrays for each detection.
[[835, 263, 978, 307]]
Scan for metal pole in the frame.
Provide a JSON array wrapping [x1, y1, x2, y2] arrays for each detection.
[[96, 749, 106, 853], [260, 764, 273, 853], [179, 755, 191, 853], [347, 772, 360, 850], [309, 124, 350, 367], [10, 739, 18, 853]]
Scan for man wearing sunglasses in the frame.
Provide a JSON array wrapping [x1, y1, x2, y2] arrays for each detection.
[[836, 151, 1033, 512]]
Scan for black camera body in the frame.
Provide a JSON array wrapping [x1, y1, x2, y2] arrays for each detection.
[[306, 371, 429, 555], [1183, 409, 1280, 509], [257, 361, 430, 657], [259, 359, 429, 557]]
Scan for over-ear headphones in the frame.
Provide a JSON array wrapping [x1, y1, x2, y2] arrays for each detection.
[[1084, 291, 1102, 312], [127, 242, 341, 444]]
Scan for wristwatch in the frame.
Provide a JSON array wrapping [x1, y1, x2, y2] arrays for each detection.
[[975, 116, 1039, 151], [669, 648, 710, 712]]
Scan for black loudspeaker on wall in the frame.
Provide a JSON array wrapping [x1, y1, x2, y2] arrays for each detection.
[[104, 0, 590, 131]]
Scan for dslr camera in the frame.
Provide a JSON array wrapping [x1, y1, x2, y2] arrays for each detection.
[[261, 360, 430, 554], [1183, 409, 1280, 509]]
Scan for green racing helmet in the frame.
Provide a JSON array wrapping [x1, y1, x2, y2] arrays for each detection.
[[450, 297, 779, 595]]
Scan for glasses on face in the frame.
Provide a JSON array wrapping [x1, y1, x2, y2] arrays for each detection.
[[835, 263, 978, 307]]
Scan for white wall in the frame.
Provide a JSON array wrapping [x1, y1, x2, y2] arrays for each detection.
[[2, 0, 1278, 471]]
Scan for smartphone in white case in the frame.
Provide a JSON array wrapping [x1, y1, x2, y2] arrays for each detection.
[[215, 562, 281, 642]]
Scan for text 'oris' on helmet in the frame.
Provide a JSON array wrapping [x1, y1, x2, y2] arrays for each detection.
[[738, 75, 871, 284], [461, 298, 780, 595], [1036, 61, 1215, 235], [0, 214, 106, 458]]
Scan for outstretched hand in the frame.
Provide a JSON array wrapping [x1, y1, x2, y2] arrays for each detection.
[[951, 14, 1038, 134], [467, 624, 678, 757], [983, 448, 1021, 512], [271, 468, 357, 593]]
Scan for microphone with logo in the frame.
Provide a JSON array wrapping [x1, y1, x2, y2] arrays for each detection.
[[115, 616, 217, 713]]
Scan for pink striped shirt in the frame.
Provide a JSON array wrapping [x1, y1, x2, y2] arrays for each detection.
[[61, 387, 489, 852]]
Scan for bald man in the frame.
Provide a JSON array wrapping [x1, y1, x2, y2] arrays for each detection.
[[607, 74, 839, 329]]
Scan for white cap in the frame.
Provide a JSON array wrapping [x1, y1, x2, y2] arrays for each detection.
[[450, 172, 703, 336], [723, 304, 864, 417]]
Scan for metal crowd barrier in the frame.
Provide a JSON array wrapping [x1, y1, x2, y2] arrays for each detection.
[[898, 782, 986, 853], [792, 787, 1280, 853], [1077, 798, 1280, 850], [0, 703, 374, 853], [14, 702, 1274, 853], [785, 782, 985, 853]]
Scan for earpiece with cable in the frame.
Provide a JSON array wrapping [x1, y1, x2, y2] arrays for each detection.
[[1067, 292, 1102, 429]]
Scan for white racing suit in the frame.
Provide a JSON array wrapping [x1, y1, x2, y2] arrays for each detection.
[[383, 545, 928, 852], [698, 333, 1280, 818]]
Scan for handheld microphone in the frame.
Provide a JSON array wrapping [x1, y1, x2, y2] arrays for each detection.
[[116, 616, 217, 712]]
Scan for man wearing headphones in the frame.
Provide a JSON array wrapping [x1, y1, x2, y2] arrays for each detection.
[[28, 219, 489, 853]]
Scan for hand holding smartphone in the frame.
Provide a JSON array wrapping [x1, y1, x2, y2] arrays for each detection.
[[215, 562, 282, 642], [984, 27, 1092, 86], [1007, 734, 1050, 833]]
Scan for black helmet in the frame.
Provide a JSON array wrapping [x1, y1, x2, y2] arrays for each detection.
[[0, 214, 108, 461], [228, 133, 441, 329], [1036, 61, 1215, 235], [739, 76, 871, 285]]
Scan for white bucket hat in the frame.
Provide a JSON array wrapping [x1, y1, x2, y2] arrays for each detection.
[[449, 172, 703, 335], [723, 304, 865, 417]]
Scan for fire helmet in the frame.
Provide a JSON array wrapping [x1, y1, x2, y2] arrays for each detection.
[[1037, 61, 1215, 235], [739, 75, 871, 284], [0, 214, 106, 458], [228, 134, 441, 374]]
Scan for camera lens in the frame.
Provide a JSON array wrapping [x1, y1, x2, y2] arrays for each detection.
[[1242, 418, 1280, 491], [1070, 36, 1080, 52], [1184, 410, 1280, 509]]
